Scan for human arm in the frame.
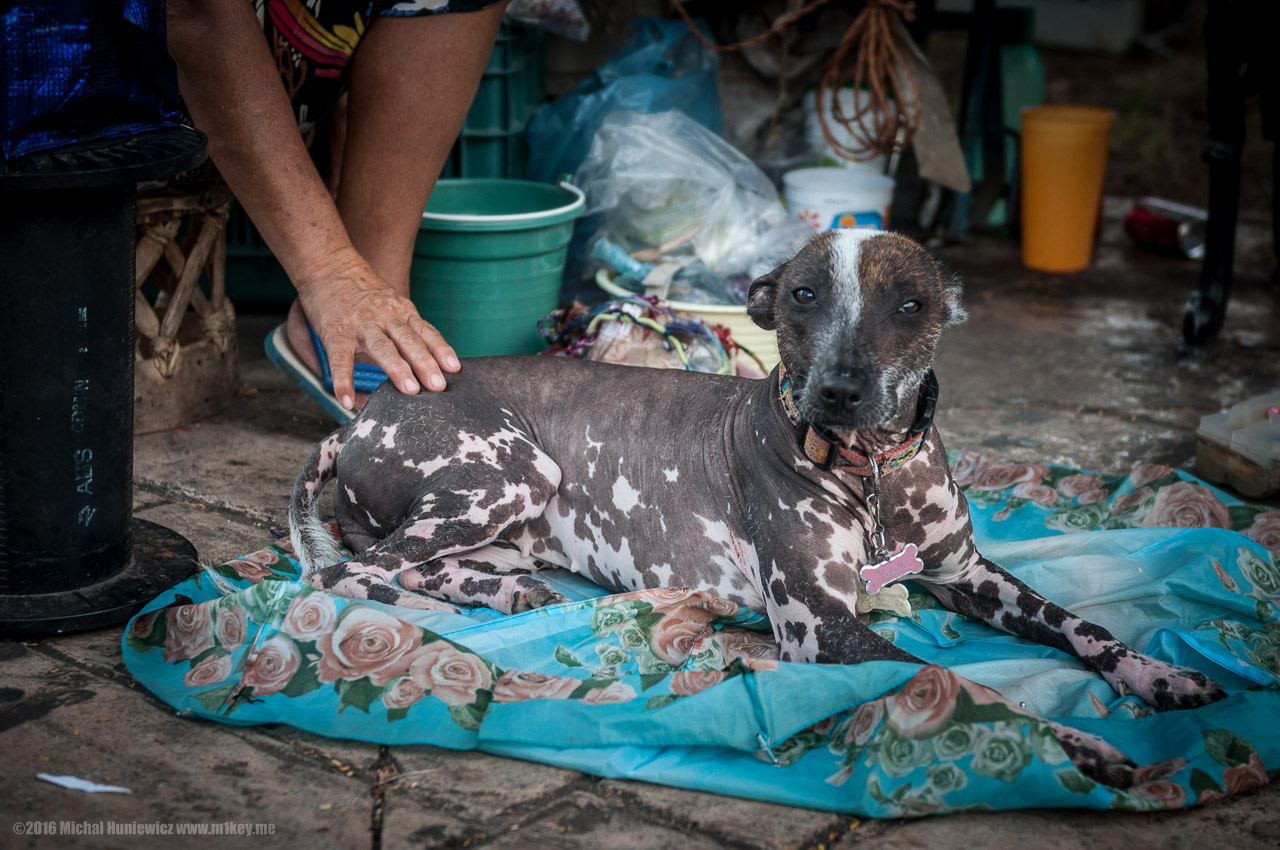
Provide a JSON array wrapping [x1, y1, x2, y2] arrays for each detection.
[[164, 0, 460, 407]]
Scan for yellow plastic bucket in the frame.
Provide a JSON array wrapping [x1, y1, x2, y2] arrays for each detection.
[[1019, 106, 1115, 273]]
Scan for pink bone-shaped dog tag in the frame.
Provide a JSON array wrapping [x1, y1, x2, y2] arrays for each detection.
[[859, 543, 925, 595]]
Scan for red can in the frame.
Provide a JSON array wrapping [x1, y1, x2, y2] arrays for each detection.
[[1123, 198, 1207, 259]]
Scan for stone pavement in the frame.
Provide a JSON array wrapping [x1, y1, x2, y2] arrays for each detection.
[[3, 212, 1279, 848]]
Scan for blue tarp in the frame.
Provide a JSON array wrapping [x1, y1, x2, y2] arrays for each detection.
[[124, 456, 1280, 817]]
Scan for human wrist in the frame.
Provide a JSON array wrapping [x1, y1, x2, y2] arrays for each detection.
[[290, 242, 366, 297]]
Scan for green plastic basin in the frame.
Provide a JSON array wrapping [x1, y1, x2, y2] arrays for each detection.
[[411, 179, 584, 357]]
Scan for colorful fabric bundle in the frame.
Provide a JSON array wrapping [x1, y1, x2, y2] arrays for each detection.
[[540, 296, 750, 375]]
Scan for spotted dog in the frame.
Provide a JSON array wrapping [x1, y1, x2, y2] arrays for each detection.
[[291, 230, 1224, 719]]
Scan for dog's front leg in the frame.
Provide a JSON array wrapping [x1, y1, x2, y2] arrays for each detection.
[[918, 553, 1225, 710], [758, 551, 922, 665]]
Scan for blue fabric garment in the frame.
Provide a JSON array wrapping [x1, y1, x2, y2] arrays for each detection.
[[2, 1, 182, 161], [123, 458, 1280, 816]]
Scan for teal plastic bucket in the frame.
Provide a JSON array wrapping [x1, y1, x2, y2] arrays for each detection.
[[411, 179, 584, 358]]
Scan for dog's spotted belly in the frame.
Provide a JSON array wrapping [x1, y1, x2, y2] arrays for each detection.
[[507, 482, 769, 612]]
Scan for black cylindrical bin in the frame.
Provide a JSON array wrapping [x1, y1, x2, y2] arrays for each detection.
[[0, 127, 207, 635], [2, 182, 137, 594]]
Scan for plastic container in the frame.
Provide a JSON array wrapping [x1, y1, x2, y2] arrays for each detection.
[[802, 87, 891, 175], [1123, 198, 1207, 259], [782, 167, 895, 231], [1195, 391, 1280, 498], [412, 179, 585, 358], [597, 270, 780, 372], [224, 203, 296, 304], [1019, 106, 1114, 272]]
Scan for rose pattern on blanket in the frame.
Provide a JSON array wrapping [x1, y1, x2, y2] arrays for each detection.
[[128, 577, 503, 727], [1201, 546, 1280, 674], [551, 589, 768, 710], [953, 454, 1279, 553], [123, 460, 1280, 817], [129, 555, 764, 723], [817, 666, 1075, 817]]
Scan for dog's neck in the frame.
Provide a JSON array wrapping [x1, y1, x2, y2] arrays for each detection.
[[773, 365, 937, 475]]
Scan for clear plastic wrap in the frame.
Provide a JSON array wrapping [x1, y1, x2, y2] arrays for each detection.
[[574, 110, 813, 302], [505, 0, 589, 42]]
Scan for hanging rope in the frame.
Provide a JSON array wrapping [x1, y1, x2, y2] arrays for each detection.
[[667, 0, 921, 162], [817, 0, 921, 162]]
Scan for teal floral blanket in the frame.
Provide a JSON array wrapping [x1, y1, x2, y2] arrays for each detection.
[[123, 456, 1280, 817]]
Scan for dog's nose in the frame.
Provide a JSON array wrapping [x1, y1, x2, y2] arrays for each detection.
[[817, 373, 868, 412]]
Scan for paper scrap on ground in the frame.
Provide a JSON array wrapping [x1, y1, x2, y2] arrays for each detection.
[[37, 773, 131, 794]]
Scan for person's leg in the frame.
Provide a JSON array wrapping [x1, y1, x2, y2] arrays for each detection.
[[286, 2, 508, 383]]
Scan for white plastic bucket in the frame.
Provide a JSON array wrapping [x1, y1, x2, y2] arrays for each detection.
[[803, 88, 891, 175], [783, 167, 895, 231]]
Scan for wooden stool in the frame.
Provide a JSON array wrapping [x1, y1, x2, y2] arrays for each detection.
[[134, 185, 241, 433]]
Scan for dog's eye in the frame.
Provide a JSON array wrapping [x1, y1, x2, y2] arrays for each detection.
[[899, 300, 922, 314], [792, 287, 816, 305]]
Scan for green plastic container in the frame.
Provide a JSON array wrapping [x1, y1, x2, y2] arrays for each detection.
[[412, 179, 584, 358], [224, 202, 296, 304]]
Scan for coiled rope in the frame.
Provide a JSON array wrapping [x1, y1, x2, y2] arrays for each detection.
[[668, 0, 921, 162]]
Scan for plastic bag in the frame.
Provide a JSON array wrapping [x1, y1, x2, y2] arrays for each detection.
[[504, 0, 589, 42], [573, 110, 813, 298], [526, 18, 722, 185]]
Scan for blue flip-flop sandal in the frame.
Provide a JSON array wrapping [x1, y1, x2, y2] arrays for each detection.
[[263, 321, 388, 422]]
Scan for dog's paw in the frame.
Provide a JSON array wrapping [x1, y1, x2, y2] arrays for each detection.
[[1109, 655, 1227, 711], [386, 588, 462, 613], [1145, 665, 1227, 711], [308, 562, 458, 612], [308, 561, 366, 593]]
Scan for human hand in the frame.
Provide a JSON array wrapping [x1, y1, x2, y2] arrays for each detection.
[[296, 254, 459, 410]]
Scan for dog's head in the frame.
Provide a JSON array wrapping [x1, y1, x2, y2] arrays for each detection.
[[747, 229, 965, 432]]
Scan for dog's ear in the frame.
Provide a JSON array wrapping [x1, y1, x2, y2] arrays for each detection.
[[939, 266, 967, 327], [746, 269, 781, 330]]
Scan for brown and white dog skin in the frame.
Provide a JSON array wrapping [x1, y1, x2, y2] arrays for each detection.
[[290, 229, 1224, 729]]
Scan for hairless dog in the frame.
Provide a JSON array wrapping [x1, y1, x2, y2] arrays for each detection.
[[290, 230, 1224, 779]]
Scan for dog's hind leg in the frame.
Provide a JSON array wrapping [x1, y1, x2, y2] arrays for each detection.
[[308, 462, 562, 610], [401, 543, 567, 614]]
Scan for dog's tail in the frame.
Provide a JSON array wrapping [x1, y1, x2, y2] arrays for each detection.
[[289, 422, 352, 581]]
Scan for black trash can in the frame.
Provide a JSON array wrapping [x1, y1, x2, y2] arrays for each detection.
[[1, 1, 211, 634]]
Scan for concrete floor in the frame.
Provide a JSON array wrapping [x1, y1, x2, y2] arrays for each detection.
[[3, 207, 1279, 848]]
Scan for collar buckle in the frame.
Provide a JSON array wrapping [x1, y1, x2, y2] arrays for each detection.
[[779, 366, 938, 476], [798, 424, 840, 471]]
